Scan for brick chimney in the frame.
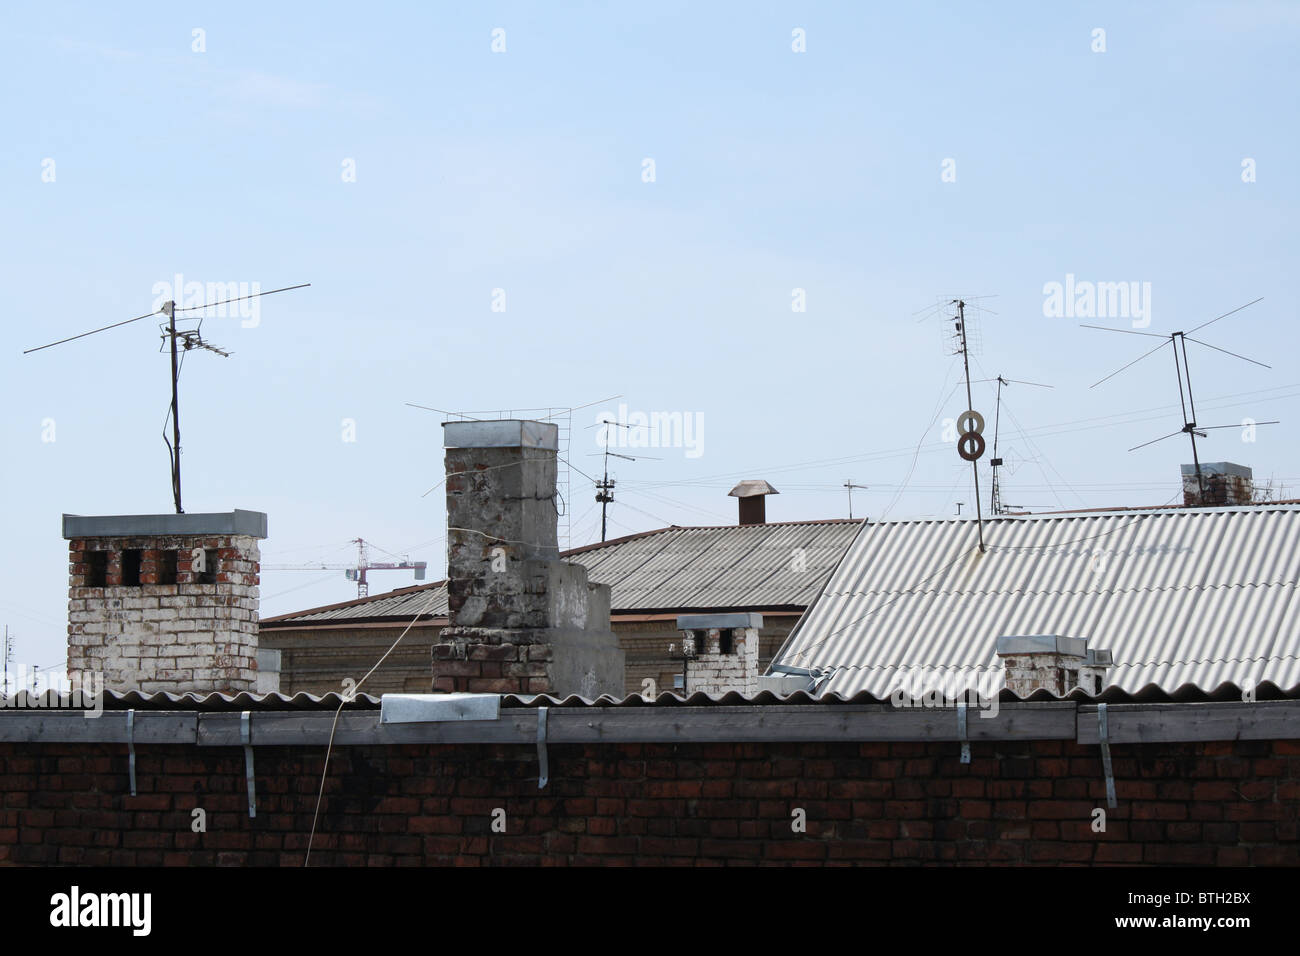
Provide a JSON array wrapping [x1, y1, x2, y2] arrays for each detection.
[[432, 420, 624, 697], [63, 510, 268, 695], [728, 480, 778, 526], [1182, 461, 1253, 507], [674, 613, 763, 695], [996, 635, 1112, 697]]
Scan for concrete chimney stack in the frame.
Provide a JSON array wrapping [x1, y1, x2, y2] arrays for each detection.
[[433, 420, 624, 697], [728, 480, 779, 526]]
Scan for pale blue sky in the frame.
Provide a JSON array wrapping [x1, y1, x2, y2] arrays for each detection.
[[3, 2, 1297, 672]]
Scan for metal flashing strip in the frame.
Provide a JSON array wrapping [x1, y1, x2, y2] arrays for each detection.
[[4, 699, 1300, 746], [126, 710, 137, 796], [380, 693, 501, 724], [241, 711, 256, 818], [957, 702, 970, 764], [1098, 703, 1117, 809], [536, 706, 549, 790]]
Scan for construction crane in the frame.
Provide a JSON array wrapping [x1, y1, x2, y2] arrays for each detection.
[[262, 538, 427, 599]]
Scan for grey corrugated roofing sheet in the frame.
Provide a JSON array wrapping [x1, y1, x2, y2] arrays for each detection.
[[13, 680, 1300, 712], [262, 520, 860, 625], [772, 505, 1300, 697]]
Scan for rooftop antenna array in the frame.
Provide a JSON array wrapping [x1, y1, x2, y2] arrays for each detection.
[[585, 418, 659, 543], [915, 295, 995, 547], [952, 300, 987, 551], [1084, 298, 1278, 501], [407, 394, 620, 550], [843, 480, 869, 520], [983, 375, 1054, 515], [23, 282, 310, 514]]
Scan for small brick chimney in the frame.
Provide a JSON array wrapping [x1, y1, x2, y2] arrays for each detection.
[[996, 634, 1112, 697], [63, 510, 268, 695], [674, 613, 763, 695], [1182, 461, 1253, 507], [432, 420, 624, 697], [728, 480, 778, 526]]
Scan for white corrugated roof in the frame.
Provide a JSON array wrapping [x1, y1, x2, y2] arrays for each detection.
[[772, 505, 1300, 696]]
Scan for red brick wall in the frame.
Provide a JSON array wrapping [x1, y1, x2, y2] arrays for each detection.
[[1, 738, 1296, 866]]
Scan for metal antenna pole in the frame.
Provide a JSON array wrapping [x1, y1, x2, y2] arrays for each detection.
[[955, 301, 985, 551], [844, 480, 868, 520], [990, 377, 1003, 515], [595, 447, 615, 543], [164, 301, 183, 514], [1178, 333, 1206, 500]]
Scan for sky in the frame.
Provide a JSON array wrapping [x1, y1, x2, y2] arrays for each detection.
[[2, 1, 1298, 675]]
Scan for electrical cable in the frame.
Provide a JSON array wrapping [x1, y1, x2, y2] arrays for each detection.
[[304, 593, 440, 866]]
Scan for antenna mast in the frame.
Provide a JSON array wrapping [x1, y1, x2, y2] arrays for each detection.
[[953, 301, 986, 551], [843, 480, 869, 520], [1084, 297, 1277, 505], [24, 282, 310, 514], [988, 375, 1054, 515]]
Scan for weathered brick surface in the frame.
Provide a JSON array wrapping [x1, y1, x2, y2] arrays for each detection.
[[0, 738, 1294, 866], [66, 533, 261, 694]]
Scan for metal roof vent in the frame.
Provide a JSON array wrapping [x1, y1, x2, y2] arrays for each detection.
[[728, 480, 779, 526]]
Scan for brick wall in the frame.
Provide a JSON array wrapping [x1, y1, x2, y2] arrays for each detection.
[[686, 625, 760, 696], [67, 533, 261, 694], [2, 738, 1296, 866]]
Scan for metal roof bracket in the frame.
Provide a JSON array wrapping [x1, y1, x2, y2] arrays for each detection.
[[536, 706, 549, 790], [957, 702, 971, 764], [241, 710, 257, 818], [125, 709, 137, 796], [1098, 703, 1117, 809]]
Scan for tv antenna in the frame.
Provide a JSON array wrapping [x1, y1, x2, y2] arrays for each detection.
[[408, 394, 621, 550], [952, 300, 987, 550], [843, 480, 869, 520], [983, 375, 1054, 515], [24, 282, 310, 514], [1084, 297, 1278, 502], [587, 420, 659, 542]]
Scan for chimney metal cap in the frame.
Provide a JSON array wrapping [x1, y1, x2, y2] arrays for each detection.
[[995, 634, 1088, 658], [62, 509, 268, 539], [1180, 462, 1252, 479], [728, 480, 779, 498], [443, 419, 558, 451]]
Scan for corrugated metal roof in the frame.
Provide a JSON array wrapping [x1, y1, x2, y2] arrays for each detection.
[[262, 520, 861, 625], [772, 505, 1300, 697]]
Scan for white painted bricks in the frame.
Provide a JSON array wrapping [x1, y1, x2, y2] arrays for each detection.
[[66, 530, 265, 694]]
